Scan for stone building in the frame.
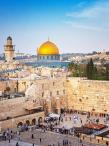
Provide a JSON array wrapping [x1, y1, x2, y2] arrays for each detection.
[[0, 97, 44, 130], [0, 67, 67, 130], [4, 36, 15, 62], [37, 40, 60, 61]]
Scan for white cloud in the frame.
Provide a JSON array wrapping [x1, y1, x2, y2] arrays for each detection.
[[66, 1, 109, 31], [64, 21, 109, 32]]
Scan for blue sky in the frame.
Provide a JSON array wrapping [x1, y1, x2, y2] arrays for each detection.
[[0, 0, 109, 54]]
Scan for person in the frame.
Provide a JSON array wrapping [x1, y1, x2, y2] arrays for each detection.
[[40, 138, 41, 143], [31, 133, 34, 139], [32, 143, 35, 146], [16, 142, 19, 146], [59, 116, 61, 122], [106, 141, 108, 146], [80, 139, 82, 143], [63, 139, 64, 146], [8, 138, 10, 143], [69, 141, 71, 146], [4, 132, 7, 141]]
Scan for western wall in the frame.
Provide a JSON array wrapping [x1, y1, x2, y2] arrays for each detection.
[[67, 77, 109, 115]]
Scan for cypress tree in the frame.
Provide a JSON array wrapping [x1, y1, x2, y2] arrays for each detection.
[[86, 58, 94, 79]]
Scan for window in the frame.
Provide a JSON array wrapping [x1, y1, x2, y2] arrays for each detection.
[[63, 90, 65, 94], [42, 92, 44, 97], [79, 99, 82, 102], [57, 91, 59, 95], [50, 91, 52, 96], [52, 56, 54, 60]]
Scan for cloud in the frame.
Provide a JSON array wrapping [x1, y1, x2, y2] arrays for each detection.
[[65, 1, 109, 31], [64, 21, 109, 32]]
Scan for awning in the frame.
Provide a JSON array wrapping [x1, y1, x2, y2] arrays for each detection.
[[24, 105, 43, 110]]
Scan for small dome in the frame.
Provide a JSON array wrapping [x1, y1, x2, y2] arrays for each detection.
[[37, 41, 59, 55], [7, 36, 12, 40]]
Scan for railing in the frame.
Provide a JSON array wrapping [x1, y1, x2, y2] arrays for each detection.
[[0, 93, 25, 101], [0, 111, 44, 122]]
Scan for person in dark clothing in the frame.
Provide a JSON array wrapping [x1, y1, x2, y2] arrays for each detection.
[[9, 138, 10, 143], [40, 138, 41, 143], [66, 139, 68, 145], [106, 141, 108, 146], [31, 134, 34, 139], [63, 140, 64, 146], [80, 139, 82, 143], [69, 141, 71, 146], [16, 142, 19, 146]]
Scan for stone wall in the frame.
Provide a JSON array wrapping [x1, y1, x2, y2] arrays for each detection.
[[0, 97, 26, 120], [0, 96, 44, 131], [0, 112, 44, 131], [1, 76, 109, 130], [0, 80, 16, 93], [67, 77, 109, 114]]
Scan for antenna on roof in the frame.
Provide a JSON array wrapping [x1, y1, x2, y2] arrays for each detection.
[[48, 36, 50, 41]]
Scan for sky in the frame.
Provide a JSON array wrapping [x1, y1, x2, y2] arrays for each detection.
[[0, 0, 109, 54]]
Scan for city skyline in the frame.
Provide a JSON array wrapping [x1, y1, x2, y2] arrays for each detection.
[[0, 0, 109, 54]]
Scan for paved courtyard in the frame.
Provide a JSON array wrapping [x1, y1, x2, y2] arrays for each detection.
[[0, 140, 38, 146], [19, 129, 107, 146], [0, 129, 106, 146], [0, 113, 108, 146]]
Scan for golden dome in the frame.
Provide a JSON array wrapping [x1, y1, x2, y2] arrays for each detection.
[[37, 41, 59, 55]]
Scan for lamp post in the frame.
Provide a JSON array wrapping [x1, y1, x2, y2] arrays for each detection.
[[12, 118, 15, 129], [0, 122, 1, 132], [16, 75, 19, 93]]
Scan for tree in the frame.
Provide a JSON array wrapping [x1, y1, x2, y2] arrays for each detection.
[[86, 58, 94, 79], [16, 80, 19, 93], [68, 62, 74, 71], [106, 66, 109, 80]]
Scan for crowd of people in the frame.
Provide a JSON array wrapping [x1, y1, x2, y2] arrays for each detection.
[[0, 112, 109, 146]]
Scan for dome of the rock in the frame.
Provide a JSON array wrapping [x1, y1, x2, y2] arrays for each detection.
[[37, 40, 60, 62], [37, 41, 59, 55]]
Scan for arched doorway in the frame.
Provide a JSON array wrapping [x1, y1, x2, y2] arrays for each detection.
[[17, 122, 23, 127], [26, 120, 30, 126], [32, 119, 36, 125], [61, 108, 65, 114], [38, 117, 43, 125]]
